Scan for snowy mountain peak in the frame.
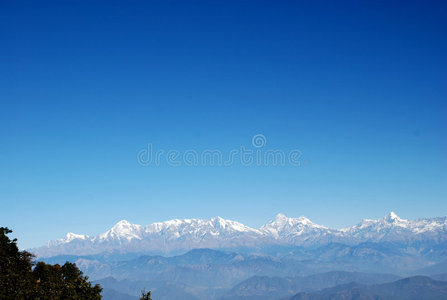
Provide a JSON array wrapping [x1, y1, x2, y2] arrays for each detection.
[[210, 216, 231, 228], [384, 211, 401, 221], [260, 213, 327, 241], [382, 212, 409, 226], [267, 213, 315, 227], [34, 212, 447, 258], [274, 213, 288, 221], [64, 232, 88, 242], [111, 220, 140, 232], [210, 216, 226, 223], [389, 211, 399, 219], [207, 216, 259, 233], [296, 216, 313, 225], [98, 219, 142, 241], [114, 219, 133, 226], [44, 232, 89, 248]]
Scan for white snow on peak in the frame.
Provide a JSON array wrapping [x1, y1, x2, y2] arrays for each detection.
[[115, 220, 133, 226], [98, 219, 143, 241], [209, 216, 254, 232], [349, 212, 409, 230], [45, 232, 89, 248], [260, 213, 327, 239], [64, 232, 88, 242], [266, 213, 321, 228], [379, 212, 410, 228], [144, 216, 261, 238], [36, 212, 447, 257], [274, 213, 288, 221], [388, 211, 399, 219], [383, 211, 407, 224], [342, 212, 446, 239], [411, 216, 447, 233]]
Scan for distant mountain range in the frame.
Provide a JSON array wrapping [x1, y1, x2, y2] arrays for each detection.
[[288, 276, 447, 300], [38, 246, 447, 299], [33, 212, 447, 299], [33, 212, 447, 257], [222, 271, 401, 300], [94, 270, 404, 300]]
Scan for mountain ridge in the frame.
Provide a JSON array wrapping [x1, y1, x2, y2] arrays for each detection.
[[288, 275, 447, 300], [33, 212, 447, 257]]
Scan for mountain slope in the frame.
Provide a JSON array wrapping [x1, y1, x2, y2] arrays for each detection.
[[101, 287, 137, 300], [288, 276, 447, 300], [221, 271, 400, 300]]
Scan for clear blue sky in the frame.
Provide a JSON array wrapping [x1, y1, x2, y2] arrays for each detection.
[[1, 0, 446, 248]]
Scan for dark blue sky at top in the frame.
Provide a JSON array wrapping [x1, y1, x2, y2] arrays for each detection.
[[1, 0, 446, 248]]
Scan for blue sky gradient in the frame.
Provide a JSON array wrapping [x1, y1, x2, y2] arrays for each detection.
[[1, 0, 446, 248]]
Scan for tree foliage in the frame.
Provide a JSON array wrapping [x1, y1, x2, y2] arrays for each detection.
[[0, 227, 102, 299], [140, 289, 152, 300]]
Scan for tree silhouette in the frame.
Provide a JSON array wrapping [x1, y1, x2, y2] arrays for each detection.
[[140, 289, 153, 300], [0, 227, 102, 299]]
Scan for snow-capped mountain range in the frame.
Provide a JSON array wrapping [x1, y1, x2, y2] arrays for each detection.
[[34, 212, 447, 258]]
